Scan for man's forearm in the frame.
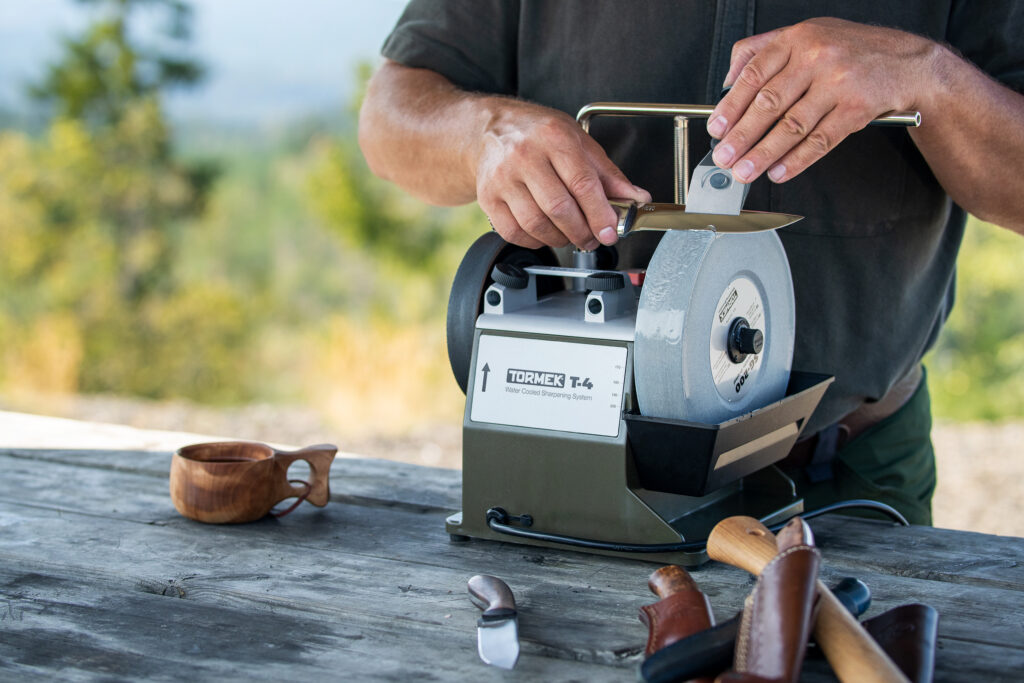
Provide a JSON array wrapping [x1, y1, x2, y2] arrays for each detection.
[[910, 44, 1024, 235], [359, 60, 487, 206], [359, 60, 650, 250]]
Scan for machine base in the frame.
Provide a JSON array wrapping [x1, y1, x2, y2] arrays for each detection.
[[445, 466, 803, 566]]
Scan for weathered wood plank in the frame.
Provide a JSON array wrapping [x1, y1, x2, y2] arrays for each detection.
[[2, 448, 1022, 591], [2, 450, 1023, 636], [1, 490, 1022, 682], [0, 499, 655, 668], [0, 567, 627, 682], [2, 438, 1024, 681], [0, 446, 461, 512]]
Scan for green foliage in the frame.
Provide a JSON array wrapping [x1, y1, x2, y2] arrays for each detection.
[[0, 0, 251, 402], [0, 105, 250, 401], [305, 103, 487, 321], [30, 0, 203, 127], [925, 218, 1024, 420]]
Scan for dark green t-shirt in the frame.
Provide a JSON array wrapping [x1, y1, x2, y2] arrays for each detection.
[[382, 0, 1024, 433]]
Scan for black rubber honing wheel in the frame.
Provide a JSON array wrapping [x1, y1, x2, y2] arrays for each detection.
[[446, 233, 559, 394]]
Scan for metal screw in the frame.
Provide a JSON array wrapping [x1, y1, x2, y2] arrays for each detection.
[[588, 298, 603, 314], [709, 172, 731, 190], [486, 290, 501, 306]]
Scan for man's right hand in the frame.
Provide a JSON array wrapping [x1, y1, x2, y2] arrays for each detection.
[[472, 98, 650, 249], [359, 61, 650, 251]]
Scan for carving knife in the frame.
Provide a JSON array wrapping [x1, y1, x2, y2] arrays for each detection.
[[468, 574, 519, 670], [610, 199, 802, 238]]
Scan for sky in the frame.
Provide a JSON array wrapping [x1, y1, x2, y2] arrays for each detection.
[[0, 0, 408, 125]]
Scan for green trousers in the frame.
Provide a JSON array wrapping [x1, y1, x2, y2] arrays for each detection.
[[789, 371, 937, 526]]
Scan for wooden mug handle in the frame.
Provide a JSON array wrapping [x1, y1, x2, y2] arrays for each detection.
[[707, 516, 909, 683], [273, 444, 337, 507]]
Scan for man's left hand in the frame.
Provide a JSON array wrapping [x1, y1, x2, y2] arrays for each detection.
[[707, 18, 938, 184]]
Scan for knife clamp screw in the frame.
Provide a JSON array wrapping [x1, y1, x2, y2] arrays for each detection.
[[486, 290, 501, 306], [708, 171, 731, 190]]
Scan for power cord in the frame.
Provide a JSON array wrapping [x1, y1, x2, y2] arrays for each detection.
[[484, 498, 909, 555]]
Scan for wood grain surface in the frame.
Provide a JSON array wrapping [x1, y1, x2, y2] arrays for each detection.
[[0, 416, 1022, 681]]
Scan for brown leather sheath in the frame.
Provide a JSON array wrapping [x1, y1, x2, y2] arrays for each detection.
[[718, 518, 821, 683], [863, 603, 939, 683], [639, 565, 715, 658]]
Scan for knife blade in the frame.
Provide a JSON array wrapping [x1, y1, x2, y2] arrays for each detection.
[[610, 199, 802, 238], [468, 574, 519, 670]]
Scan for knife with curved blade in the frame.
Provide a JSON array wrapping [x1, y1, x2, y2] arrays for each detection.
[[468, 574, 519, 670]]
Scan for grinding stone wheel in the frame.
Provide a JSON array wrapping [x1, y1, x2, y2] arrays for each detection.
[[447, 232, 560, 394], [634, 229, 795, 424]]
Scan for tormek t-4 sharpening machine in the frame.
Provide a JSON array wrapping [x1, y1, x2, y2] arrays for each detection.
[[444, 103, 918, 565]]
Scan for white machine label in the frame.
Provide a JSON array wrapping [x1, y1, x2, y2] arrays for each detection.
[[470, 335, 627, 437], [710, 277, 765, 402]]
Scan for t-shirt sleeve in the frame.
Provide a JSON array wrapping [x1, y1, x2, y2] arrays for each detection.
[[946, 1, 1024, 92], [381, 0, 520, 95]]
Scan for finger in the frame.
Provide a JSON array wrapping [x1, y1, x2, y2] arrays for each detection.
[[764, 108, 863, 183], [581, 139, 651, 245], [526, 162, 601, 250], [583, 137, 652, 204], [708, 37, 792, 146], [486, 200, 545, 249], [579, 145, 649, 243], [722, 29, 783, 89], [504, 183, 571, 248], [723, 85, 826, 184]]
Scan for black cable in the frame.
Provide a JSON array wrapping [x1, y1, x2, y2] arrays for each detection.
[[485, 507, 707, 553], [791, 498, 909, 527], [485, 498, 910, 554]]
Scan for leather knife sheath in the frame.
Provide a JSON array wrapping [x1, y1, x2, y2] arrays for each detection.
[[639, 565, 716, 683], [639, 565, 715, 658], [721, 518, 821, 683], [863, 603, 939, 683]]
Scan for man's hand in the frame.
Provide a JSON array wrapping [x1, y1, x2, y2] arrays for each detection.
[[473, 99, 650, 249], [359, 61, 649, 251], [706, 18, 938, 184]]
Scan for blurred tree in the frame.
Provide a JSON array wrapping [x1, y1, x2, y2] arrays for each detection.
[[306, 63, 488, 320], [26, 0, 212, 303], [0, 0, 254, 403], [29, 0, 203, 127]]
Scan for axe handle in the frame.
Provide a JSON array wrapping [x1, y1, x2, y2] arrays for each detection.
[[707, 516, 909, 683]]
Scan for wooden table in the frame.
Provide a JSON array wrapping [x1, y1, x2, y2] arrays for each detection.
[[1, 412, 1022, 681]]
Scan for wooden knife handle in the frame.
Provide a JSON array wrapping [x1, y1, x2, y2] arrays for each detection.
[[648, 565, 700, 599], [468, 575, 517, 616], [707, 516, 909, 683]]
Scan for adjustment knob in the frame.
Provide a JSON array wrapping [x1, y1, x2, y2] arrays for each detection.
[[584, 272, 625, 291], [728, 317, 764, 363], [490, 262, 529, 289]]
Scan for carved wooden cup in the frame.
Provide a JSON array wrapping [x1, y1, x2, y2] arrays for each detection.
[[170, 441, 337, 523]]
